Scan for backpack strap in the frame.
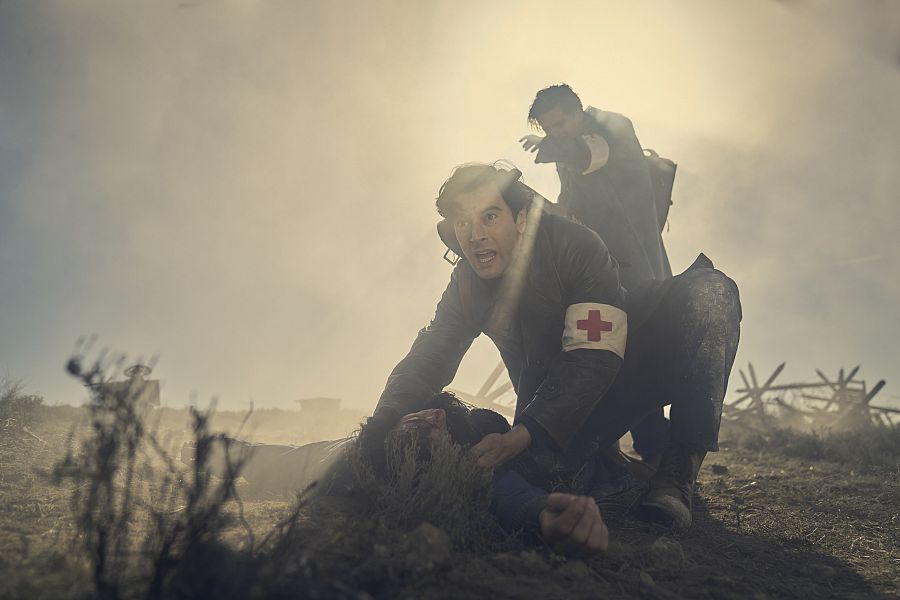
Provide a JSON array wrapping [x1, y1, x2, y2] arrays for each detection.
[[642, 148, 677, 232], [456, 265, 478, 331]]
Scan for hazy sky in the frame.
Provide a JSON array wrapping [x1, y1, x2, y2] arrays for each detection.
[[2, 0, 899, 412]]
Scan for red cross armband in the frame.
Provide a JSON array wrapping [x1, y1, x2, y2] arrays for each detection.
[[561, 303, 627, 358]]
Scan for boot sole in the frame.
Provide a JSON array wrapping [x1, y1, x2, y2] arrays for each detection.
[[638, 496, 692, 530]]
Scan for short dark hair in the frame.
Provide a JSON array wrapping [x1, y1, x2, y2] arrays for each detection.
[[435, 163, 534, 218], [527, 84, 583, 129]]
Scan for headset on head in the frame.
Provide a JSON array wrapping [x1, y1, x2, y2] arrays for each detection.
[[437, 166, 547, 266]]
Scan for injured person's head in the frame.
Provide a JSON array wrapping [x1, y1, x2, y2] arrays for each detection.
[[357, 392, 511, 478]]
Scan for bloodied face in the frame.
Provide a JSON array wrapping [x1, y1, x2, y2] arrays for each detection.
[[449, 182, 527, 280], [359, 393, 510, 478], [394, 408, 448, 443], [389, 393, 508, 449]]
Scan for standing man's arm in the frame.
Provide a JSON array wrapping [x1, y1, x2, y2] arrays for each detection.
[[520, 132, 610, 176], [372, 267, 481, 423], [520, 130, 610, 211]]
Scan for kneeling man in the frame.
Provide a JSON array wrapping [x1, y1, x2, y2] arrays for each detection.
[[369, 163, 741, 532]]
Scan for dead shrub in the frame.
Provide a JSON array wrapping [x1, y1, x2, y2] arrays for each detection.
[[53, 352, 269, 599], [347, 433, 500, 550], [0, 377, 45, 430]]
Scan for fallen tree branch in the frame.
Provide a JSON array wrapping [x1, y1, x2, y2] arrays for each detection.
[[23, 425, 47, 444]]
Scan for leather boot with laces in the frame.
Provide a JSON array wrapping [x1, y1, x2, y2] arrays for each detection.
[[639, 442, 706, 530]]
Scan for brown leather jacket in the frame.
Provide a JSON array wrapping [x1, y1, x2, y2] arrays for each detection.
[[375, 214, 629, 452]]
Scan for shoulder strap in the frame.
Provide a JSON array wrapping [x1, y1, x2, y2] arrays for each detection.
[[457, 266, 478, 331]]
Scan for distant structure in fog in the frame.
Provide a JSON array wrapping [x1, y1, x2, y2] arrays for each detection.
[[296, 396, 342, 413], [294, 396, 365, 442], [89, 364, 161, 409]]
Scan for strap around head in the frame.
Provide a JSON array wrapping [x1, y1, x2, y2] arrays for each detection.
[[437, 218, 462, 257], [496, 167, 523, 189]]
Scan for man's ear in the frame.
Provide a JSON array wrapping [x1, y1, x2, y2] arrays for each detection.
[[515, 208, 527, 234]]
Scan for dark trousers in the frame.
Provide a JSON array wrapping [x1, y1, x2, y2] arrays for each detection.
[[566, 260, 742, 464], [629, 409, 670, 459]]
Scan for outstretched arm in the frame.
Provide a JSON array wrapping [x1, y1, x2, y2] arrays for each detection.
[[492, 468, 608, 555], [529, 134, 610, 175], [373, 267, 481, 422]]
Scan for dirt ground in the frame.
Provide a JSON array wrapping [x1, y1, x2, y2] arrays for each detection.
[[1, 409, 898, 599]]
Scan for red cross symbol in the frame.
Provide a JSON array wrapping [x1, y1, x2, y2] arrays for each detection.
[[576, 310, 613, 342]]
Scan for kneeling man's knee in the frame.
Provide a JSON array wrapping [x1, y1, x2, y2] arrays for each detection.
[[684, 270, 742, 324]]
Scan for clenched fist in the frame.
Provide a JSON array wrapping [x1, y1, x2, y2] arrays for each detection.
[[540, 493, 608, 556]]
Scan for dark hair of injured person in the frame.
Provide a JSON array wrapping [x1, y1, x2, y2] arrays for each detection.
[[355, 392, 513, 480]]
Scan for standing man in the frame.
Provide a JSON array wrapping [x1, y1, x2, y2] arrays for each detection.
[[520, 83, 671, 288], [369, 163, 741, 530], [521, 84, 674, 461]]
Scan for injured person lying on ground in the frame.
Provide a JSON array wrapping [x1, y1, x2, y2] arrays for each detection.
[[181, 391, 656, 556]]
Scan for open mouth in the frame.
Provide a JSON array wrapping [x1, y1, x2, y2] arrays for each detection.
[[475, 250, 497, 265]]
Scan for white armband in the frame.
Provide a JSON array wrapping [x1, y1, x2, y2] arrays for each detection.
[[562, 303, 627, 358], [581, 133, 610, 175]]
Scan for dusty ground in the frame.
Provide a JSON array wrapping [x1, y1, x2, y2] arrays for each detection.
[[1, 409, 898, 599]]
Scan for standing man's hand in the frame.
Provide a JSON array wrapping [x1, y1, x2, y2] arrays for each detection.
[[539, 493, 609, 555], [470, 424, 532, 468], [519, 134, 544, 153]]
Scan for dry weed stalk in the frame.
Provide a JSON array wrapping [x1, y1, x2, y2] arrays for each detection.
[[54, 352, 258, 599]]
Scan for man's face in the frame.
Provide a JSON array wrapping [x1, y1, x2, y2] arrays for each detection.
[[449, 183, 526, 280], [395, 408, 448, 443], [537, 104, 583, 139]]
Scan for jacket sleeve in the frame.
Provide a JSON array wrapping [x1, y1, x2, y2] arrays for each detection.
[[519, 225, 626, 451], [491, 468, 547, 540], [373, 267, 481, 420]]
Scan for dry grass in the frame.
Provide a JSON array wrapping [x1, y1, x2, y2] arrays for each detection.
[[2, 361, 899, 598], [346, 434, 499, 549], [723, 421, 900, 473]]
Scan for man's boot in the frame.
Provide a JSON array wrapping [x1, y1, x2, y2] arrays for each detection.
[[638, 442, 706, 530]]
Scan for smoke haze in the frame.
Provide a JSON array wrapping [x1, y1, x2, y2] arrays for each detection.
[[1, 0, 899, 411]]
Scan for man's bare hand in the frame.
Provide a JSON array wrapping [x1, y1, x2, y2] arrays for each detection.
[[470, 425, 531, 468], [519, 134, 544, 153], [539, 493, 609, 556]]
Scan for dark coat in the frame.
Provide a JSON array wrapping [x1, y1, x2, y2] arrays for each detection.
[[557, 107, 671, 288], [375, 214, 638, 452]]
